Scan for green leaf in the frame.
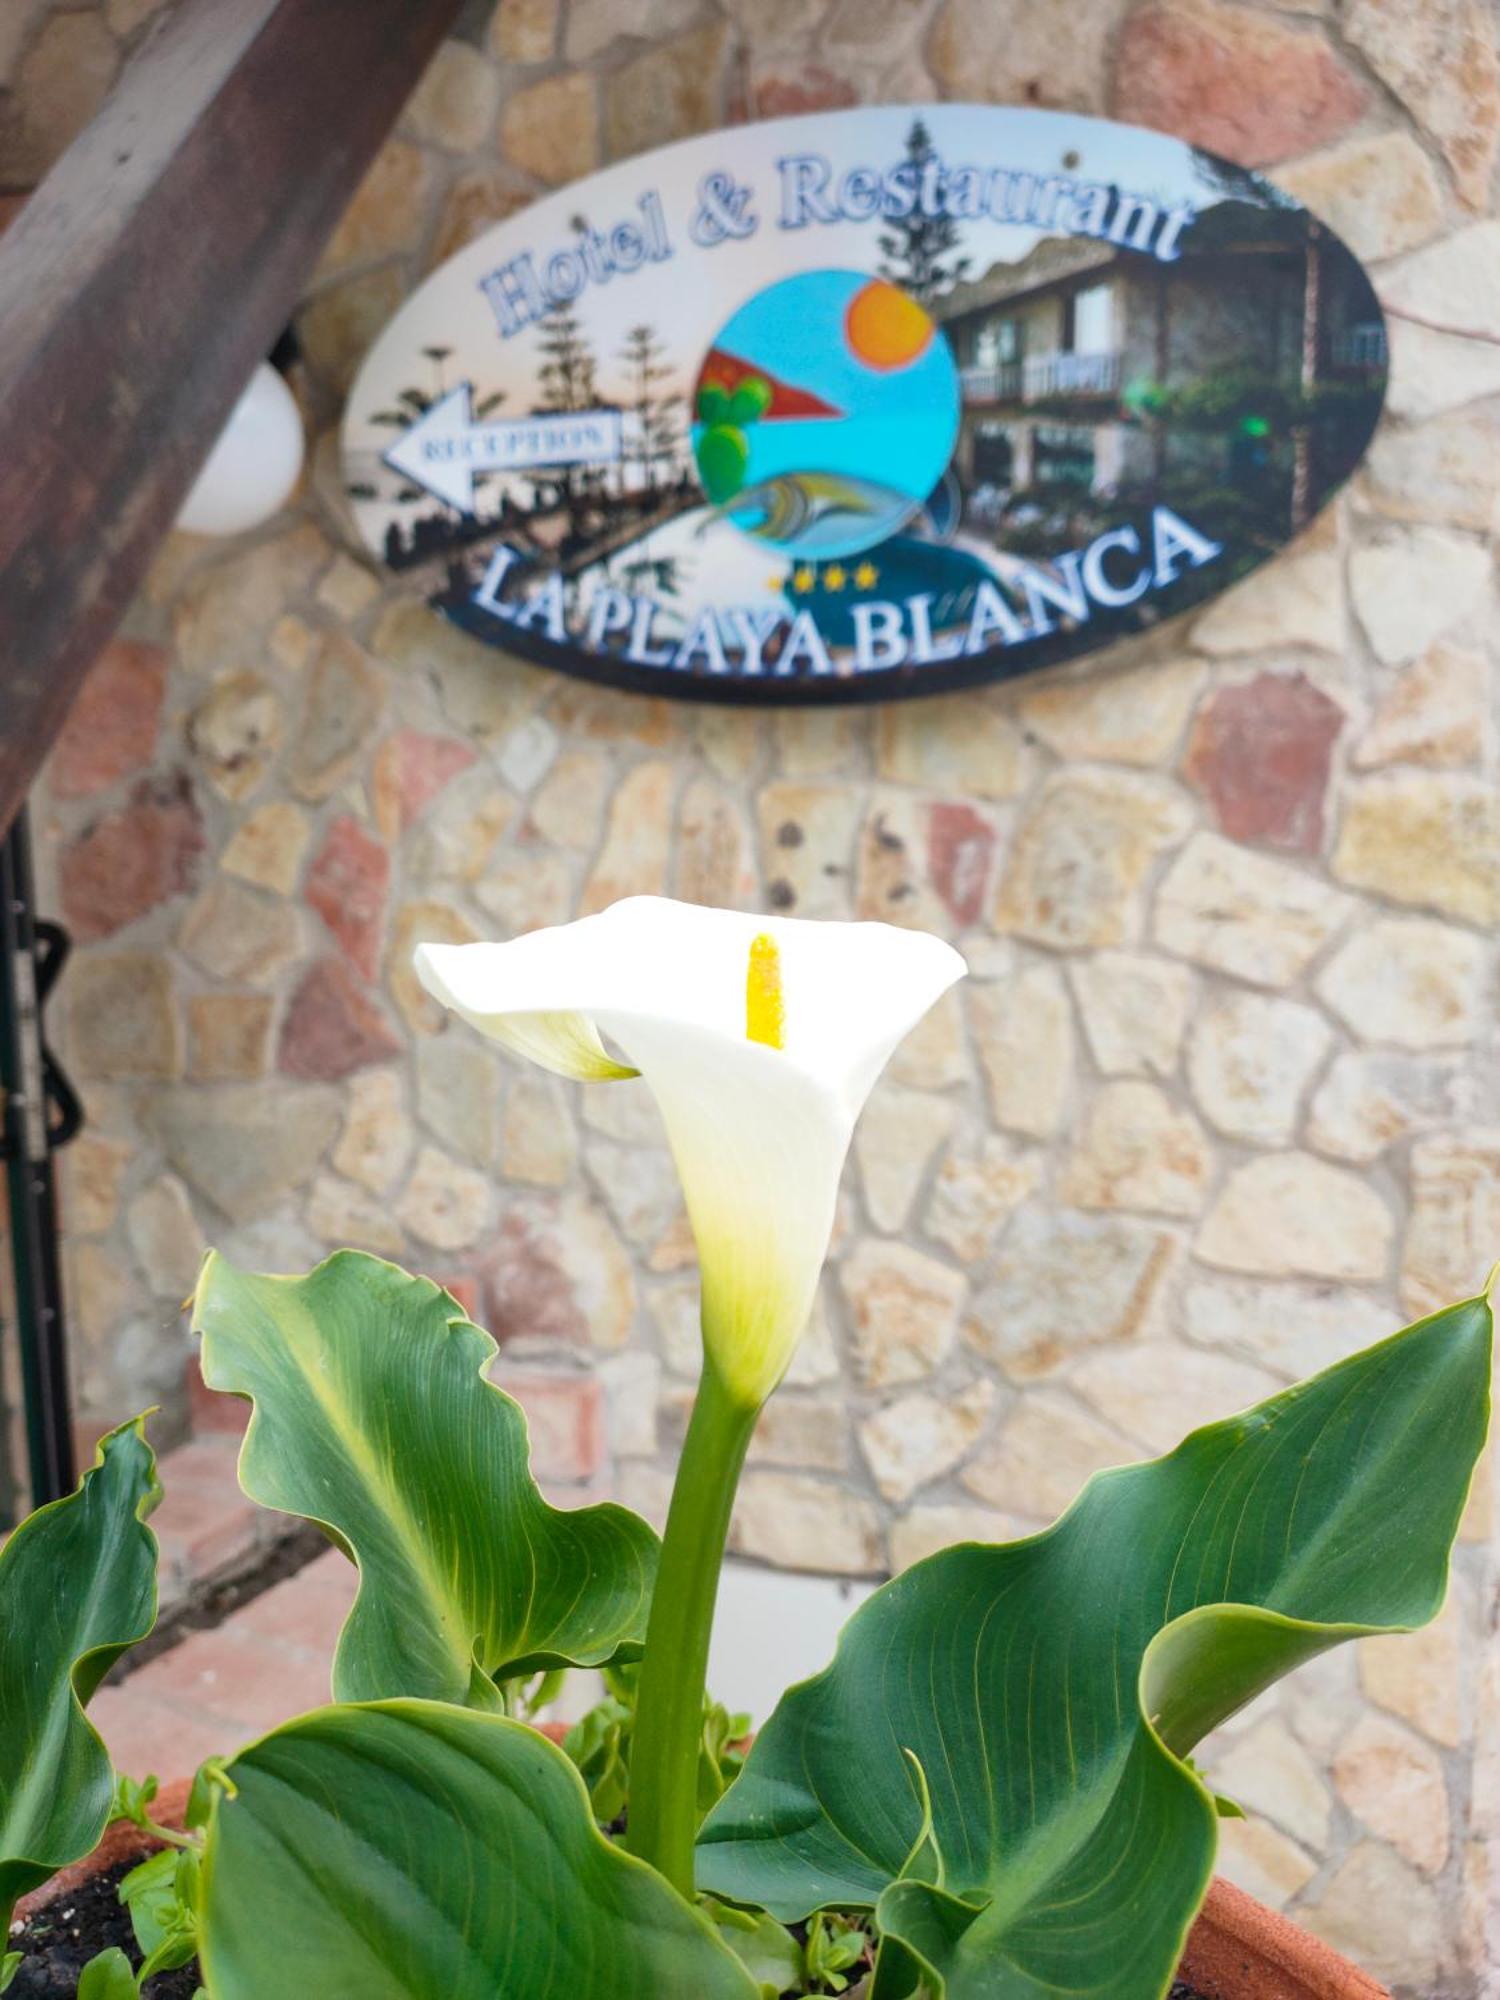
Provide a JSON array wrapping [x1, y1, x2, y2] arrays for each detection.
[[706, 1899, 804, 1995], [139, 1929, 200, 1982], [699, 1297, 1493, 1999], [193, 1252, 658, 1706], [77, 1948, 137, 2000], [120, 1841, 200, 1979], [198, 1701, 759, 2000], [120, 1846, 181, 1957], [1, 1950, 20, 1994], [563, 1690, 633, 1824], [560, 1664, 750, 1828], [111, 1772, 161, 1832], [0, 1420, 160, 1929], [185, 1760, 233, 1834], [506, 1665, 566, 1718], [804, 1911, 872, 1993]]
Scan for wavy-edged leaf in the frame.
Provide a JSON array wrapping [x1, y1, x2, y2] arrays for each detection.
[[0, 1420, 160, 1927], [192, 1251, 659, 1706], [198, 1700, 759, 2000], [699, 1297, 1492, 1999]]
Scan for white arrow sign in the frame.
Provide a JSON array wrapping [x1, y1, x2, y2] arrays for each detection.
[[382, 382, 625, 515]]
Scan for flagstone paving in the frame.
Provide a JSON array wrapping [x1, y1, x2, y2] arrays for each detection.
[[94, 1402, 606, 1781], [96, 1538, 357, 1783]]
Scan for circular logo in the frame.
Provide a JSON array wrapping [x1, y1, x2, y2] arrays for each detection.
[[692, 269, 961, 562]]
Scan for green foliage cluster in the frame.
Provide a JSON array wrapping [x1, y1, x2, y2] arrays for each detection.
[[0, 1252, 1489, 1998], [563, 1661, 750, 1829], [695, 374, 772, 504]]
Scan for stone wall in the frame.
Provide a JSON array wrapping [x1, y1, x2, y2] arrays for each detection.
[[5, 0, 1499, 1992]]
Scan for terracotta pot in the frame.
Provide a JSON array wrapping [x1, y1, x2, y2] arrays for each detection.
[[1179, 1876, 1391, 2000], [16, 1788, 1386, 2000]]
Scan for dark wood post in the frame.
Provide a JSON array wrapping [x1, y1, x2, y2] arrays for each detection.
[[0, 0, 463, 837]]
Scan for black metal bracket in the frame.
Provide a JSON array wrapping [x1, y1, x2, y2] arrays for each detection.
[[15, 919, 84, 1155], [1, 808, 80, 1516]]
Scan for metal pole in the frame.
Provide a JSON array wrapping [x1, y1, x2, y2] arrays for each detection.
[[0, 807, 77, 1510]]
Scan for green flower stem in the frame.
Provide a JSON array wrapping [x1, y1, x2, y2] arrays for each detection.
[[136, 1817, 197, 1853], [627, 1354, 759, 1897]]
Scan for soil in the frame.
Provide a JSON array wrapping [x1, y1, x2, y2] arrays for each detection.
[[5, 1858, 1223, 2000], [7, 1856, 200, 1998]]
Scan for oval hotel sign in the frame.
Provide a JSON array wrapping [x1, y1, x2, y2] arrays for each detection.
[[343, 106, 1387, 705]]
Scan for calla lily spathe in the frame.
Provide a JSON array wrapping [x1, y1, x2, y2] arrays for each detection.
[[414, 897, 965, 1406]]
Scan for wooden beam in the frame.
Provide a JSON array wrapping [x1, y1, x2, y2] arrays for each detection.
[[0, 0, 464, 836]]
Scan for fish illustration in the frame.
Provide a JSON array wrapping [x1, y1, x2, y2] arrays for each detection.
[[700, 471, 911, 554]]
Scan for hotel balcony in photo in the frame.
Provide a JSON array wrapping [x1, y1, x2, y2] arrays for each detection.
[[960, 350, 1123, 406]]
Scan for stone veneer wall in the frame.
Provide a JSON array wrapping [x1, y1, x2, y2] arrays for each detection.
[[5, 0, 1500, 1991]]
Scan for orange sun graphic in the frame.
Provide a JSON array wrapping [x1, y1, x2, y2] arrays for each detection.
[[844, 278, 935, 372]]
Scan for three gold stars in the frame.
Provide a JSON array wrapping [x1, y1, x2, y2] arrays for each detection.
[[783, 562, 882, 595]]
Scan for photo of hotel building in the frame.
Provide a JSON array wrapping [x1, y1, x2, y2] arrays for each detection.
[[939, 195, 1387, 534]]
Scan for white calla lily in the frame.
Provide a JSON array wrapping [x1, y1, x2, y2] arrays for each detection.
[[414, 896, 965, 1405], [417, 895, 965, 1895]]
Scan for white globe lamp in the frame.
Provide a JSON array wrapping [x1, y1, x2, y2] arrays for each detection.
[[176, 361, 305, 537]]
